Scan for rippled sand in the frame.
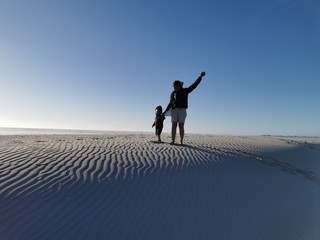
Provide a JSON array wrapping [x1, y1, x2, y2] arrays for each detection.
[[0, 134, 319, 240]]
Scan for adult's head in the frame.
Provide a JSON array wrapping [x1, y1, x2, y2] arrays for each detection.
[[173, 80, 183, 91]]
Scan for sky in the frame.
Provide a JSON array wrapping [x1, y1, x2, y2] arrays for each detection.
[[0, 0, 319, 136]]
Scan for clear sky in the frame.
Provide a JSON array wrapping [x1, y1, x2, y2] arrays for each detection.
[[1, 0, 319, 136]]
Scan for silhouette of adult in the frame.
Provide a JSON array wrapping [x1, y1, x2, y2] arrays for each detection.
[[163, 71, 205, 144]]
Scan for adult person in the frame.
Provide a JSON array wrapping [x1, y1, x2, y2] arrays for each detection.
[[163, 71, 205, 145]]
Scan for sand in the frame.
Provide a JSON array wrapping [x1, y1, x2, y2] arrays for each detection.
[[0, 133, 319, 240]]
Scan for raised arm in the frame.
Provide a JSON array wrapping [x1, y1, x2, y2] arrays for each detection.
[[186, 71, 206, 93]]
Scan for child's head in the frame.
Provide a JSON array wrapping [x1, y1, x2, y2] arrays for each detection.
[[155, 106, 162, 115]]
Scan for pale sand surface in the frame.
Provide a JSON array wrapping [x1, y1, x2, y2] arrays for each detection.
[[0, 133, 319, 240]]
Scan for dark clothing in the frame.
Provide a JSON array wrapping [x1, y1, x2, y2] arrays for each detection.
[[152, 115, 165, 135], [155, 126, 163, 135], [164, 77, 202, 113]]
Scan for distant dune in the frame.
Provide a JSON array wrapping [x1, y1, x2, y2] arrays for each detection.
[[0, 133, 319, 240]]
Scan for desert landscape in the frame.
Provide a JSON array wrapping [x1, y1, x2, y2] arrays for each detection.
[[0, 132, 319, 239]]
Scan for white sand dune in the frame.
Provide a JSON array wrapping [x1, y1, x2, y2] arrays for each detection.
[[0, 133, 319, 240]]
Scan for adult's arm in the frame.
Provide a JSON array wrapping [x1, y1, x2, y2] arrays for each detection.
[[186, 72, 205, 93], [163, 92, 174, 115]]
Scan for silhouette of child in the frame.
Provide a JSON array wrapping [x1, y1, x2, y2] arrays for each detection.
[[152, 106, 165, 142]]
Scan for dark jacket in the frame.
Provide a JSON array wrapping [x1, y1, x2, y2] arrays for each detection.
[[152, 115, 165, 128], [164, 77, 202, 113]]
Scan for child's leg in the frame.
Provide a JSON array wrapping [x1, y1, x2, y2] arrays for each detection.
[[157, 127, 163, 142], [156, 128, 161, 142]]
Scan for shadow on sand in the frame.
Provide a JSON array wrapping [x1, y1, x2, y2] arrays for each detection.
[[182, 143, 320, 186]]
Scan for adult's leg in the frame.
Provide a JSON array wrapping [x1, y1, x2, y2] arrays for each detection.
[[178, 123, 185, 145], [171, 122, 178, 144], [178, 108, 187, 145]]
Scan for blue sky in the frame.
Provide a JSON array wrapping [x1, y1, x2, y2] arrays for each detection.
[[1, 0, 319, 136]]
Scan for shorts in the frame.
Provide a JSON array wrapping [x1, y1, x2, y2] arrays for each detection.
[[171, 108, 187, 123]]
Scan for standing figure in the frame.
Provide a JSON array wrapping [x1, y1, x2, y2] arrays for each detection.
[[163, 71, 205, 145], [152, 105, 165, 142]]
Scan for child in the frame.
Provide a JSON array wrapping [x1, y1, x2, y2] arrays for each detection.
[[152, 106, 165, 142]]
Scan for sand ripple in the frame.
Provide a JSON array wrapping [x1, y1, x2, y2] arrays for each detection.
[[0, 134, 319, 240], [1, 134, 319, 198]]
